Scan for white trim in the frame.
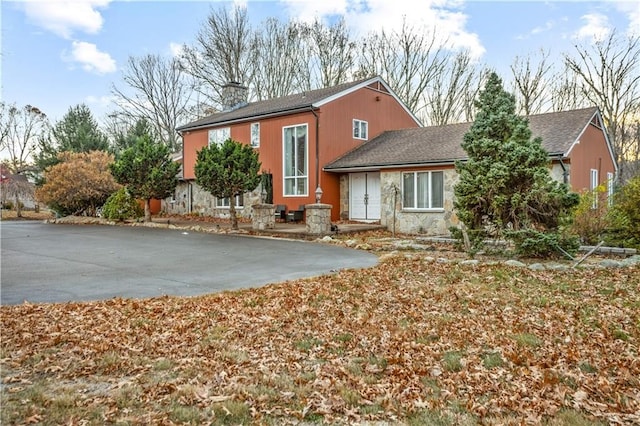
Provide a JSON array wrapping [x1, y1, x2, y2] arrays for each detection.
[[312, 76, 423, 127], [282, 123, 309, 197], [402, 170, 444, 210], [208, 127, 230, 146], [565, 109, 618, 173]]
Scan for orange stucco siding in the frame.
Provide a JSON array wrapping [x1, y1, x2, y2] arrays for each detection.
[[180, 83, 419, 221], [567, 122, 616, 191]]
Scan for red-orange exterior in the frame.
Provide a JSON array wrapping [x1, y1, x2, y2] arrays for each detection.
[[567, 121, 616, 191], [181, 83, 419, 221]]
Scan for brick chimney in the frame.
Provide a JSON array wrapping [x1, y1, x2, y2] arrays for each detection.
[[221, 81, 248, 111]]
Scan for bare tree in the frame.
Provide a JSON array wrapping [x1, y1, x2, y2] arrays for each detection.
[[179, 4, 254, 108], [112, 54, 193, 151], [564, 30, 640, 181], [355, 19, 447, 117], [251, 18, 308, 100], [510, 49, 553, 115], [302, 18, 356, 89], [423, 51, 484, 125], [549, 64, 588, 112], [0, 103, 48, 216]]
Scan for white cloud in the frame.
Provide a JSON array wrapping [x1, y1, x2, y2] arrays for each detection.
[[85, 94, 115, 108], [611, 0, 640, 37], [169, 42, 185, 58], [280, 0, 484, 59], [574, 13, 611, 41], [64, 41, 117, 74], [22, 0, 111, 39]]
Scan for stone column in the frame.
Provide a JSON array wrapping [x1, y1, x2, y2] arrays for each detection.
[[251, 204, 275, 230], [305, 203, 332, 235]]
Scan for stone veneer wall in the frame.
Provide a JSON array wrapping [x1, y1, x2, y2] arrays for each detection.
[[380, 169, 460, 236], [252, 204, 275, 230], [162, 181, 262, 219], [338, 175, 350, 220], [305, 204, 332, 235]]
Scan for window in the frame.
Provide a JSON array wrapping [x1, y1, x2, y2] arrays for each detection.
[[217, 194, 244, 208], [590, 169, 599, 209], [283, 124, 308, 196], [607, 172, 614, 206], [208, 127, 230, 146], [250, 123, 260, 148], [402, 171, 444, 210], [353, 119, 368, 140]]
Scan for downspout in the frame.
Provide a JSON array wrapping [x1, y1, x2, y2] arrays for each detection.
[[310, 108, 320, 197]]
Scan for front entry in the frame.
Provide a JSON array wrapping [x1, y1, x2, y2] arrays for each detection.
[[350, 172, 381, 221]]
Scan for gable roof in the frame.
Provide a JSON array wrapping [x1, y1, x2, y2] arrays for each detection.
[[177, 76, 420, 132], [325, 107, 606, 171]]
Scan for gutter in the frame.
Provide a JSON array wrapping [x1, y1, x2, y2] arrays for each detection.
[[324, 159, 465, 173], [176, 105, 316, 133]]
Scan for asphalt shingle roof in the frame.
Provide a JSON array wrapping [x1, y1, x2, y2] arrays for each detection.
[[325, 107, 599, 170], [177, 78, 379, 132]]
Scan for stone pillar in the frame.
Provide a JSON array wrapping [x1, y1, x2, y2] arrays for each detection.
[[305, 203, 332, 235], [252, 204, 275, 230]]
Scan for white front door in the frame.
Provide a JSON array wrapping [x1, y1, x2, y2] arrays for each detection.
[[350, 172, 381, 221]]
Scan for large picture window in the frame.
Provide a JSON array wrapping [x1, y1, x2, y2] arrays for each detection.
[[283, 124, 308, 196], [208, 127, 230, 146], [402, 171, 444, 210]]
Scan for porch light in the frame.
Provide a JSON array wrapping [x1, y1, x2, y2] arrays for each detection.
[[315, 186, 323, 203]]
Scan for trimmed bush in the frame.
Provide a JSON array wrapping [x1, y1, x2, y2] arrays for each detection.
[[101, 188, 143, 221]]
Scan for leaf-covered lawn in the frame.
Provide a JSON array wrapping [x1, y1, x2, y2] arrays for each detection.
[[1, 253, 638, 425]]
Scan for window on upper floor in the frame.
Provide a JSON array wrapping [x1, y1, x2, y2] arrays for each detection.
[[208, 127, 231, 146], [283, 124, 308, 196], [402, 171, 444, 210], [250, 123, 260, 148], [353, 119, 368, 140]]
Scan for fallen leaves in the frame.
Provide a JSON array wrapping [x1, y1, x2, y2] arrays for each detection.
[[1, 254, 639, 424]]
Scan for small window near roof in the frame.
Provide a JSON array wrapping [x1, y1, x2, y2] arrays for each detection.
[[208, 127, 230, 146], [353, 119, 368, 140], [250, 123, 260, 148]]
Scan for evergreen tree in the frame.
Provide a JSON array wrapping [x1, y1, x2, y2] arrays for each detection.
[[453, 72, 579, 256], [36, 104, 109, 174], [110, 134, 180, 222], [195, 139, 261, 230], [112, 118, 157, 155]]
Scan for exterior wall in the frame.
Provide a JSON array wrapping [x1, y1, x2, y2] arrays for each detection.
[[567, 122, 616, 191], [180, 82, 420, 222], [550, 161, 571, 186], [378, 167, 460, 236], [162, 180, 262, 219]]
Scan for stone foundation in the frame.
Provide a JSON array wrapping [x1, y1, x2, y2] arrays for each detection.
[[305, 204, 332, 235]]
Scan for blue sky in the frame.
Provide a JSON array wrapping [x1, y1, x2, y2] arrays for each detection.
[[1, 0, 638, 125]]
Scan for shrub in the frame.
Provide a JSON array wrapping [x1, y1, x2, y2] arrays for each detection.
[[101, 188, 143, 221], [569, 185, 611, 245], [606, 176, 640, 249], [505, 228, 579, 259]]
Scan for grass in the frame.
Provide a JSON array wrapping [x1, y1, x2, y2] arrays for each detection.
[[2, 241, 638, 425]]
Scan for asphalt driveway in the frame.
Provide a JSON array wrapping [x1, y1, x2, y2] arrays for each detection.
[[0, 222, 378, 305]]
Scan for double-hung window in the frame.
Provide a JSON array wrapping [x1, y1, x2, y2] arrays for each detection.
[[283, 124, 308, 196], [402, 171, 444, 210], [353, 119, 368, 140], [590, 169, 598, 208], [208, 127, 230, 146], [250, 123, 260, 147], [217, 194, 244, 208], [607, 172, 614, 206]]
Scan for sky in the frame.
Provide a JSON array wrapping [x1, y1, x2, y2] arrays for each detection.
[[1, 0, 639, 126]]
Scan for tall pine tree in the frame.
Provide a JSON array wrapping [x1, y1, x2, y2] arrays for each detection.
[[453, 72, 579, 256]]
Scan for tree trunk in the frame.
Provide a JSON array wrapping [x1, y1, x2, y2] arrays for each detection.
[[15, 194, 22, 218], [229, 202, 238, 230], [144, 199, 151, 222]]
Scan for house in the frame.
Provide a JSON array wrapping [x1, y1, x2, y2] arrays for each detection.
[[173, 77, 421, 221], [324, 107, 618, 235]]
